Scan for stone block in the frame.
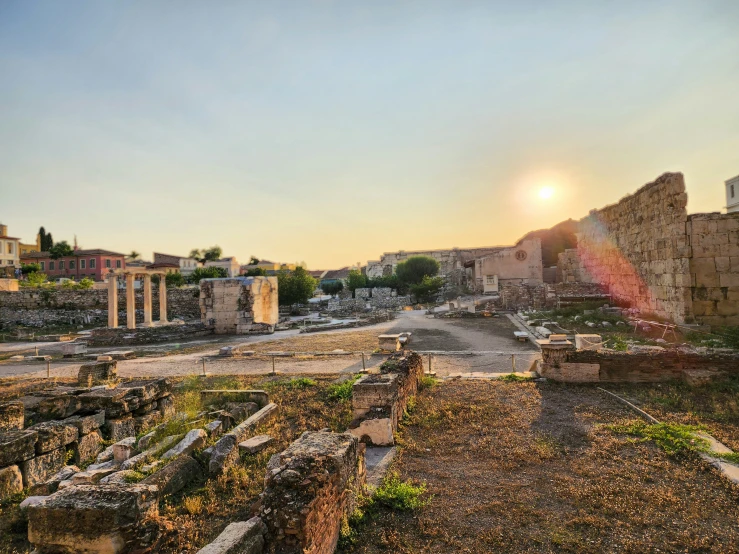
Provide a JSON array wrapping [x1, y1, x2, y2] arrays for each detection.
[[0, 401, 24, 432], [205, 420, 223, 437], [158, 394, 176, 419], [238, 435, 273, 455], [21, 447, 66, 488], [349, 418, 394, 446], [141, 455, 203, 496], [29, 421, 80, 454], [28, 465, 79, 496], [27, 484, 160, 554], [224, 402, 258, 422], [103, 417, 136, 441], [161, 428, 207, 460], [196, 518, 267, 554], [0, 465, 23, 501], [719, 273, 739, 287], [0, 429, 38, 467], [71, 467, 120, 485], [37, 394, 81, 421], [120, 435, 179, 470], [78, 360, 118, 387], [63, 410, 105, 435], [72, 430, 103, 465]]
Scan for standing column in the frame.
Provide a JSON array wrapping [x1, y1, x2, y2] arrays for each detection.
[[159, 273, 168, 323], [107, 274, 118, 328], [126, 273, 136, 329], [143, 274, 153, 326]]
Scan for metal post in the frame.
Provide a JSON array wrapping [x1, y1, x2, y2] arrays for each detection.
[[428, 353, 432, 375], [361, 352, 366, 372], [46, 359, 50, 378], [511, 354, 516, 373], [35, 346, 39, 356], [202, 357, 206, 376], [272, 355, 276, 375]]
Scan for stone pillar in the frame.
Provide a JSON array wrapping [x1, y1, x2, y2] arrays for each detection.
[[159, 274, 168, 323], [107, 274, 118, 328], [143, 274, 153, 327], [126, 273, 136, 330]]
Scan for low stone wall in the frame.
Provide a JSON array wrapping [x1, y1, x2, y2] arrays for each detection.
[[0, 287, 201, 329], [88, 322, 214, 346], [539, 343, 739, 383], [259, 431, 365, 554], [349, 351, 424, 446], [326, 295, 411, 315]]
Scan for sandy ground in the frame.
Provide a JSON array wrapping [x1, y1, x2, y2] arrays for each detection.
[[0, 310, 540, 380]]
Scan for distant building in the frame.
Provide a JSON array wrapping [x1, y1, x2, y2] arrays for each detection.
[[464, 238, 543, 293], [20, 249, 127, 281], [19, 233, 41, 256], [726, 175, 739, 213], [153, 252, 202, 276], [0, 224, 20, 268], [205, 257, 241, 278], [240, 260, 298, 275], [320, 267, 351, 285]]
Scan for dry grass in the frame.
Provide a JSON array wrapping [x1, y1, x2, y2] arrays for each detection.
[[342, 380, 739, 553], [248, 329, 382, 354]]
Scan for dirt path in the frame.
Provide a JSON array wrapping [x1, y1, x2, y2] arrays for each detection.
[[343, 380, 739, 553]]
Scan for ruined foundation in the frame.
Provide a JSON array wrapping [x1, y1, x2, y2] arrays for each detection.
[[199, 277, 279, 334]]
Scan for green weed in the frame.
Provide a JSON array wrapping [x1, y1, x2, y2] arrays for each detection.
[[326, 375, 360, 401], [607, 421, 709, 456], [373, 473, 431, 511], [500, 373, 533, 382], [419, 375, 438, 389]]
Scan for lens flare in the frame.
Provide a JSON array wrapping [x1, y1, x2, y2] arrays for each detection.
[[539, 186, 554, 199]]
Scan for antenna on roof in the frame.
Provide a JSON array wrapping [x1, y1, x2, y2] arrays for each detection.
[[73, 235, 78, 251]]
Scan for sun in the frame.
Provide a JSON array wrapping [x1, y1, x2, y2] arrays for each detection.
[[538, 186, 554, 199]]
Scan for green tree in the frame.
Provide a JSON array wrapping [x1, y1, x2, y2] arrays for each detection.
[[346, 269, 367, 292], [248, 256, 260, 265], [21, 263, 41, 275], [128, 250, 141, 261], [396, 256, 440, 286], [153, 273, 186, 288], [244, 267, 267, 276], [76, 278, 95, 290], [409, 275, 445, 303], [187, 266, 228, 283], [320, 281, 344, 295], [189, 246, 223, 264], [49, 241, 73, 260], [277, 267, 318, 306], [368, 274, 401, 290], [21, 272, 49, 287]]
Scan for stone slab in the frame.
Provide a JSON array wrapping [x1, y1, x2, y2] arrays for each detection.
[[196, 518, 267, 554], [200, 390, 269, 408], [238, 435, 273, 455], [0, 465, 23, 500], [73, 430, 104, 465], [28, 421, 79, 454], [141, 455, 203, 496], [21, 447, 66, 488], [0, 401, 24, 432], [161, 428, 207, 460], [0, 429, 38, 467]]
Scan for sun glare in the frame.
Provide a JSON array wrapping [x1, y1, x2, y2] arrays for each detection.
[[538, 186, 554, 200]]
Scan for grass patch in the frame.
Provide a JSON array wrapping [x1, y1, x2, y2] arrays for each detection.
[[606, 421, 709, 456], [419, 375, 438, 389], [499, 373, 533, 382], [326, 375, 360, 401], [373, 473, 431, 511], [123, 470, 146, 483], [716, 452, 739, 465]]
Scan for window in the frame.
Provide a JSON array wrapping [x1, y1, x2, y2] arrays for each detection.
[[90, 259, 96, 269], [69, 260, 75, 270], [80, 259, 86, 269], [49, 261, 55, 271], [732, 184, 735, 199], [6, 243, 11, 254], [116, 260, 121, 268], [58, 260, 65, 270], [40, 261, 45, 271], [486, 275, 497, 284], [106, 259, 111, 268]]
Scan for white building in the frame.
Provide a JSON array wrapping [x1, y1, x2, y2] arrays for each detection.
[[153, 252, 202, 276], [0, 224, 20, 268], [205, 257, 241, 278], [726, 175, 739, 213]]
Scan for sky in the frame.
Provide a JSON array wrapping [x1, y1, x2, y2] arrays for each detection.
[[1, 1, 738, 269]]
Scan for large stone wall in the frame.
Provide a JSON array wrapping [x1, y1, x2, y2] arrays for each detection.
[[0, 287, 201, 329], [469, 238, 544, 293], [688, 212, 739, 326], [367, 246, 510, 279], [199, 277, 278, 335], [576, 173, 693, 323]]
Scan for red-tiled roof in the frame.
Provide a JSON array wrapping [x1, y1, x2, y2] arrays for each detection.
[[20, 249, 125, 259], [322, 267, 351, 280]]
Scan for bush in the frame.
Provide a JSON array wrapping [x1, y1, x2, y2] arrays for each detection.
[[373, 473, 431, 511], [346, 270, 367, 292], [243, 267, 267, 277], [409, 275, 444, 303], [277, 267, 317, 306], [187, 266, 228, 283], [20, 263, 40, 275], [326, 375, 360, 401], [396, 256, 440, 287], [20, 272, 51, 288], [367, 274, 401, 291], [321, 281, 344, 295]]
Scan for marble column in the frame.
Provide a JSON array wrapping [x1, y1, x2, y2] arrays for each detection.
[[143, 274, 153, 327], [159, 274, 168, 323], [107, 274, 118, 328], [126, 273, 136, 329]]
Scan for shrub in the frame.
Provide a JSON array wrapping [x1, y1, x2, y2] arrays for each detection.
[[346, 270, 367, 292], [321, 281, 344, 295], [396, 256, 440, 286], [409, 275, 445, 303], [373, 473, 431, 511], [277, 267, 317, 305], [20, 263, 40, 275], [326, 375, 360, 401], [187, 266, 228, 283]]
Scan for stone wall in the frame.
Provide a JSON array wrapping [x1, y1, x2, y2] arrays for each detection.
[[199, 277, 278, 335], [367, 246, 511, 279], [0, 287, 201, 329], [576, 173, 693, 323], [539, 344, 739, 382], [259, 431, 365, 554], [688, 212, 739, 326], [556, 249, 583, 284], [88, 322, 214, 346], [326, 295, 412, 315]]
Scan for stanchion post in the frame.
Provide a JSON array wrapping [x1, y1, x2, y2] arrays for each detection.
[[35, 346, 39, 356], [361, 352, 366, 372], [46, 359, 50, 378], [202, 357, 206, 376], [511, 354, 516, 373], [272, 355, 276, 375], [428, 353, 432, 375]]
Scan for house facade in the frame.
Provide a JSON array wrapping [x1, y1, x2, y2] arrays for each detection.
[[20, 249, 127, 281], [153, 252, 202, 276], [205, 257, 241, 278], [0, 224, 20, 269], [465, 238, 544, 293]]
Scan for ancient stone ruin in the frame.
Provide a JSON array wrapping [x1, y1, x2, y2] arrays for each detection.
[[199, 276, 279, 334]]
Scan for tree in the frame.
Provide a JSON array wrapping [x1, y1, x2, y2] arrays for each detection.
[[248, 256, 260, 265], [44, 232, 54, 251], [128, 251, 141, 261], [409, 275, 445, 303], [189, 246, 223, 264], [320, 281, 344, 295], [368, 274, 400, 291], [244, 267, 267, 277], [396, 256, 440, 286], [153, 273, 186, 288], [49, 241, 73, 260], [346, 269, 367, 292], [187, 266, 228, 283], [277, 267, 318, 306]]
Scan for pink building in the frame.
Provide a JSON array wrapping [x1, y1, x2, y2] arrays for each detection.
[[20, 249, 127, 282]]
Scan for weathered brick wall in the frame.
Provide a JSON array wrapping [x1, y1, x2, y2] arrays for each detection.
[[576, 173, 693, 323], [260, 431, 365, 554], [688, 212, 739, 326], [496, 284, 548, 310], [0, 287, 200, 328], [556, 249, 583, 284], [540, 345, 739, 382]]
